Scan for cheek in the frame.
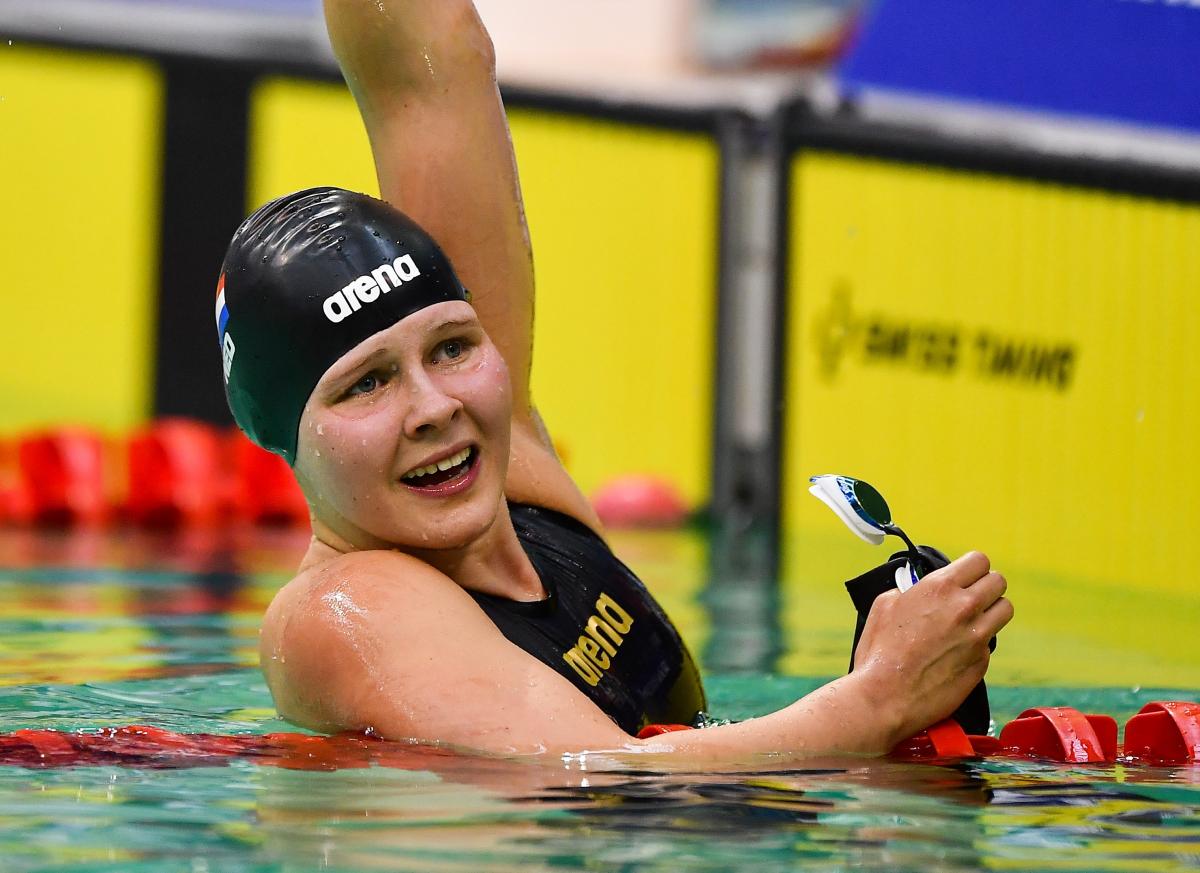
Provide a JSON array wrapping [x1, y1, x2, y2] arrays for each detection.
[[297, 413, 397, 494], [468, 352, 512, 426]]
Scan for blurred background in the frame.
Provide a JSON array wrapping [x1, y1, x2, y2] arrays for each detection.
[[1, 0, 1198, 688]]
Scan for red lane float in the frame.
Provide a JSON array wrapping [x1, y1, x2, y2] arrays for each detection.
[[998, 707, 1118, 763], [1124, 701, 1200, 765], [891, 718, 992, 761], [890, 702, 1195, 765], [226, 431, 308, 526], [0, 726, 446, 771], [0, 437, 32, 526], [17, 430, 110, 526], [127, 419, 227, 527], [637, 724, 695, 739], [0, 703, 1196, 770], [0, 420, 311, 530]]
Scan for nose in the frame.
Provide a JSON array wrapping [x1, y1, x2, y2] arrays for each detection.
[[401, 373, 462, 439]]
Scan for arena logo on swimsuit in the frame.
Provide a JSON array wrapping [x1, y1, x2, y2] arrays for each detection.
[[562, 593, 635, 687], [322, 255, 422, 324]]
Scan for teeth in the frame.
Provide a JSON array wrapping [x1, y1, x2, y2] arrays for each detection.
[[403, 447, 472, 481]]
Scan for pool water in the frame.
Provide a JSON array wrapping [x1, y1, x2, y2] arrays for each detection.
[[0, 526, 1197, 872]]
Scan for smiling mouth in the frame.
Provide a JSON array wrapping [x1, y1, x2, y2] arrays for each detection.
[[400, 446, 478, 490]]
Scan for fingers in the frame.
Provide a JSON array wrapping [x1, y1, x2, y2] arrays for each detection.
[[964, 570, 1007, 613], [928, 551, 991, 589], [976, 594, 1015, 639]]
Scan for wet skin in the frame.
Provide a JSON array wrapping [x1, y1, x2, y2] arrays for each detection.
[[294, 301, 514, 557], [256, 0, 1015, 760]]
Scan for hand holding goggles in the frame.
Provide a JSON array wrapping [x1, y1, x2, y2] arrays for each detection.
[[808, 473, 994, 736]]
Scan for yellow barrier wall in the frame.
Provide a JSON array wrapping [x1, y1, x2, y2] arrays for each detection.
[[248, 78, 719, 508], [0, 47, 162, 432], [781, 152, 1200, 686], [510, 110, 718, 509]]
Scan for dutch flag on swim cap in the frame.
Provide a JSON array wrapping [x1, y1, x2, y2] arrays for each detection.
[[214, 274, 230, 345]]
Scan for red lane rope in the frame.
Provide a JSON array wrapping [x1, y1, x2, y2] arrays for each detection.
[[0, 726, 456, 771], [3, 703, 1198, 769]]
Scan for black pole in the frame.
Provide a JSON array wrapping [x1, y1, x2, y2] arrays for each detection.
[[152, 58, 251, 424]]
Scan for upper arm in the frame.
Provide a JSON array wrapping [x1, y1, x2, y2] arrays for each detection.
[[324, 0, 536, 417], [264, 554, 634, 755]]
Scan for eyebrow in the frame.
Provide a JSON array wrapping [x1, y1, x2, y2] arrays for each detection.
[[432, 317, 477, 330]]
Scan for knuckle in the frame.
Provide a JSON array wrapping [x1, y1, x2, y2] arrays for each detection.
[[925, 572, 954, 593], [875, 589, 901, 612], [953, 592, 977, 622]]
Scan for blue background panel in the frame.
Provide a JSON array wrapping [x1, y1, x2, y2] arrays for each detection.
[[840, 0, 1200, 135]]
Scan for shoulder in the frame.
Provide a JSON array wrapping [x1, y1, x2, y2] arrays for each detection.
[[266, 549, 464, 627], [259, 550, 490, 731]]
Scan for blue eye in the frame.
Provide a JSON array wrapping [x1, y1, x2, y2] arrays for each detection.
[[347, 374, 379, 396], [434, 339, 468, 363]]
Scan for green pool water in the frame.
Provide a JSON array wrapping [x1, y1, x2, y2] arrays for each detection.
[[0, 526, 1196, 872]]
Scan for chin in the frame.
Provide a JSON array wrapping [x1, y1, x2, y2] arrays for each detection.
[[389, 500, 501, 552]]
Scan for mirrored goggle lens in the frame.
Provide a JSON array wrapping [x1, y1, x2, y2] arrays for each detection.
[[851, 480, 891, 526]]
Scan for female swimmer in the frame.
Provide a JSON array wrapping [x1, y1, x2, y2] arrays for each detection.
[[219, 0, 1014, 758]]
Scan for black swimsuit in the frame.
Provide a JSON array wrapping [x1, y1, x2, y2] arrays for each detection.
[[467, 503, 706, 735]]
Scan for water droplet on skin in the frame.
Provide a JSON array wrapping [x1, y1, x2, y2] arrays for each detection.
[[316, 424, 324, 436]]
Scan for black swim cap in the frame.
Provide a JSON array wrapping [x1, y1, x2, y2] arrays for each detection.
[[215, 187, 469, 463]]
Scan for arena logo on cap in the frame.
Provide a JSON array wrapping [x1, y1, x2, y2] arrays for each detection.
[[323, 255, 422, 324]]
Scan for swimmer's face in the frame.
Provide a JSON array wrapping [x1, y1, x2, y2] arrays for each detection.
[[293, 301, 512, 552]]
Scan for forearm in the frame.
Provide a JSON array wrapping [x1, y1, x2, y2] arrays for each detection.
[[323, 0, 495, 105], [636, 671, 907, 759]]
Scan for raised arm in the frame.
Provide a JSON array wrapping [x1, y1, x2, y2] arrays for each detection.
[[323, 0, 536, 418]]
